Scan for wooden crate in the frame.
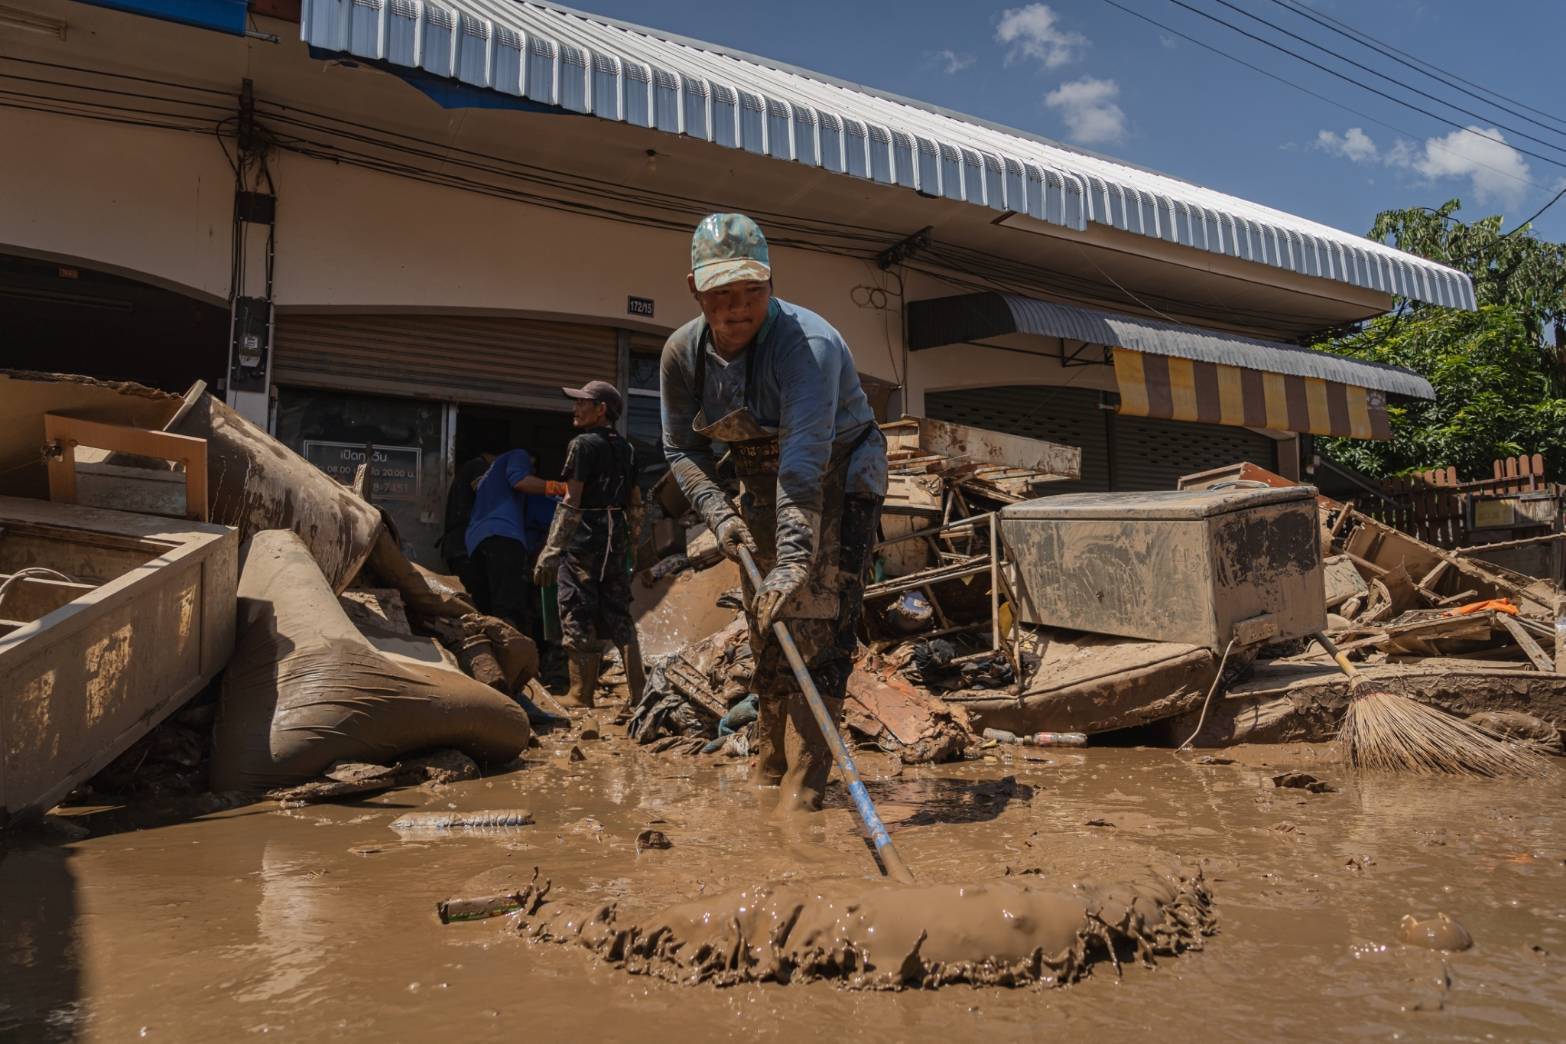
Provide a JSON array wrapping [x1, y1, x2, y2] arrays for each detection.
[[0, 496, 237, 825]]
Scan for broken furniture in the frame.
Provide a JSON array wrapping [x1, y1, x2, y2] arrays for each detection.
[[44, 413, 209, 521], [0, 495, 238, 825]]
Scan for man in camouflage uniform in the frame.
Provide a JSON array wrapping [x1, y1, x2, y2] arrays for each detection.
[[660, 213, 887, 813], [534, 380, 645, 709]]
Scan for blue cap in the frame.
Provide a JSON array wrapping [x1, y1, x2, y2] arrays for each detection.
[[690, 213, 772, 292]]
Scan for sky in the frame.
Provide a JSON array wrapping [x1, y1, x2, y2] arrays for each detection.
[[568, 0, 1566, 246]]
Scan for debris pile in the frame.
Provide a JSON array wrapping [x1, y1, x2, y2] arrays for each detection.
[[0, 370, 548, 826]]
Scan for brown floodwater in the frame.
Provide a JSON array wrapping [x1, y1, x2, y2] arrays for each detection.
[[4, 733, 1564, 1042]]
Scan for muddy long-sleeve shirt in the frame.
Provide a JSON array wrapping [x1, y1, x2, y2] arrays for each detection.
[[659, 298, 888, 523]]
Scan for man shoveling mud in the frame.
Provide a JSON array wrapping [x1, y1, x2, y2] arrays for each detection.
[[660, 213, 887, 812]]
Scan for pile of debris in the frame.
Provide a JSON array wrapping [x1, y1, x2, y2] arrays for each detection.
[[0, 370, 538, 827], [626, 444, 1566, 764], [1162, 466, 1566, 751], [622, 417, 1083, 762]]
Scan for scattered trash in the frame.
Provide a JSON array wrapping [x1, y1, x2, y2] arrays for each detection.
[[437, 893, 529, 924], [883, 591, 935, 634], [982, 728, 1087, 748], [1271, 772, 1335, 794], [635, 829, 672, 853], [389, 810, 535, 834]]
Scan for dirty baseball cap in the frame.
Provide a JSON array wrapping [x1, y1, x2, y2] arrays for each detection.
[[690, 212, 772, 292], [561, 379, 624, 417]]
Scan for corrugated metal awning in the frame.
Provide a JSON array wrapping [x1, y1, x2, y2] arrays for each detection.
[[298, 0, 1475, 311], [907, 291, 1432, 440]]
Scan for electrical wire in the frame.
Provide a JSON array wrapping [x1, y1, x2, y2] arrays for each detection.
[[1267, 0, 1566, 135], [1094, 0, 1544, 194], [1503, 183, 1566, 238], [1207, 0, 1566, 159], [1164, 0, 1566, 173], [0, 53, 234, 97]]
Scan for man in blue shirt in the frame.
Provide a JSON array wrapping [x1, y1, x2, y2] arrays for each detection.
[[660, 213, 888, 813], [464, 447, 564, 638]]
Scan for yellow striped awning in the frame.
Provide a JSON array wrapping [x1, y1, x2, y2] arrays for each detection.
[[1112, 348, 1391, 440]]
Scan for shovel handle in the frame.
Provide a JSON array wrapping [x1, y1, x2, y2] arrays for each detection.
[[738, 547, 916, 885]]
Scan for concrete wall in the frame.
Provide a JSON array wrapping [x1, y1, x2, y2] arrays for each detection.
[[0, 107, 233, 305]]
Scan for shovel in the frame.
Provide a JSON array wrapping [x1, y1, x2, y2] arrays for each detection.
[[736, 546, 916, 885]]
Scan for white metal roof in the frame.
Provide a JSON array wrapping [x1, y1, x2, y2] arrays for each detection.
[[299, 0, 1476, 310]]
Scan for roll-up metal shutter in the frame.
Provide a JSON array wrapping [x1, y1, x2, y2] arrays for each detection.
[[923, 385, 1111, 492], [272, 313, 619, 409], [1113, 415, 1277, 491]]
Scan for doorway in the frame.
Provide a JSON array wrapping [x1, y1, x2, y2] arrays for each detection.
[[0, 252, 228, 393]]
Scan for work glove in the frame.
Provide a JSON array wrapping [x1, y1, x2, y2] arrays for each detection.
[[714, 514, 757, 561], [532, 504, 581, 587], [752, 502, 821, 632], [754, 561, 809, 634]]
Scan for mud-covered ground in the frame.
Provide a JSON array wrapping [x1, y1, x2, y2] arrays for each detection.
[[4, 724, 1565, 1042]]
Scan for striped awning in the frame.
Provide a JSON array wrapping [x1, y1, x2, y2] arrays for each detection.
[[1112, 348, 1391, 439], [907, 291, 1431, 440]]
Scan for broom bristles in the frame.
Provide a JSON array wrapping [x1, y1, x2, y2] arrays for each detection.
[[1339, 688, 1552, 779]]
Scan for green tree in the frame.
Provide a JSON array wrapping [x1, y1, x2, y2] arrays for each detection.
[[1316, 199, 1566, 479]]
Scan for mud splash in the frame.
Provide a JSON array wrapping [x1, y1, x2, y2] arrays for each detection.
[[520, 868, 1213, 989]]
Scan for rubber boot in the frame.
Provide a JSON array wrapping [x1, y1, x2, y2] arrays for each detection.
[[749, 694, 788, 787], [775, 693, 843, 814], [617, 630, 648, 706], [561, 650, 602, 710]]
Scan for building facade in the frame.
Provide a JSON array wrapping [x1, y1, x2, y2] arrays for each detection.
[[0, 0, 1469, 563]]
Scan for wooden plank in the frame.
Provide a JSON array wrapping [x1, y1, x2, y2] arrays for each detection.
[[911, 416, 1081, 480], [43, 414, 209, 522], [1498, 613, 1555, 672]]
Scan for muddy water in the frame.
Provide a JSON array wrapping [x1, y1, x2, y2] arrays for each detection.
[[4, 736, 1565, 1042]]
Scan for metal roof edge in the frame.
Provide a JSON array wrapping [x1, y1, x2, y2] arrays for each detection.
[[298, 0, 1477, 312]]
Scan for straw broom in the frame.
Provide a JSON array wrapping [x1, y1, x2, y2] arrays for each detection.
[[1315, 632, 1549, 778]]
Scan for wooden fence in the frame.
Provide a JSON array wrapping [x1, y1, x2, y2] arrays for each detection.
[[1371, 454, 1558, 547]]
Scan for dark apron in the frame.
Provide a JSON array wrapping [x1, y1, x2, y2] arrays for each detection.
[[691, 342, 873, 622]]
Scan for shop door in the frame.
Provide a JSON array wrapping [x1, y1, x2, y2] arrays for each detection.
[[1112, 415, 1278, 491], [273, 313, 618, 410], [274, 387, 446, 566]]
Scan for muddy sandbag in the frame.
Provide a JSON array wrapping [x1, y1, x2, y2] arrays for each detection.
[[211, 530, 531, 791], [171, 394, 382, 592], [520, 867, 1213, 989]]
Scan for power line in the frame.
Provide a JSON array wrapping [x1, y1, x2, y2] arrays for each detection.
[[1164, 0, 1566, 173], [1269, 0, 1566, 135], [1207, 0, 1566, 160], [1095, 0, 1541, 191], [1504, 183, 1566, 238]]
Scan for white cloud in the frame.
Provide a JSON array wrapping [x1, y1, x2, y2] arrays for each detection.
[[1045, 77, 1126, 145], [1315, 126, 1378, 163], [930, 48, 974, 75], [996, 4, 1088, 69], [1158, 34, 1179, 50], [1403, 126, 1532, 208], [1312, 124, 1532, 209]]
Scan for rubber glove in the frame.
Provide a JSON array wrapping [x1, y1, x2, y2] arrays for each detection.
[[714, 514, 757, 561], [532, 504, 581, 586]]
